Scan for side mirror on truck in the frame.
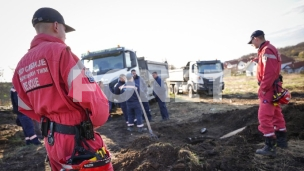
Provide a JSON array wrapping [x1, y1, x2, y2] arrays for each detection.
[[130, 53, 137, 67], [126, 57, 137, 71]]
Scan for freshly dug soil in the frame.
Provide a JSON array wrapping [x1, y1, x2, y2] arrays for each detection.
[[0, 94, 304, 171]]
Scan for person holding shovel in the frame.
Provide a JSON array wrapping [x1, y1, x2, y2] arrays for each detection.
[[121, 73, 147, 132]]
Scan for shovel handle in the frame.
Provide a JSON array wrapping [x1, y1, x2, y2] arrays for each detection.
[[134, 88, 153, 132]]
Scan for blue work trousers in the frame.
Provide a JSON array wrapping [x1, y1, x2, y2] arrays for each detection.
[[157, 99, 169, 119], [120, 102, 128, 122], [142, 102, 152, 121], [17, 113, 35, 138], [127, 102, 143, 127]]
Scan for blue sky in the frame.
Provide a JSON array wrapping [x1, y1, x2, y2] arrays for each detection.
[[1, 0, 304, 70]]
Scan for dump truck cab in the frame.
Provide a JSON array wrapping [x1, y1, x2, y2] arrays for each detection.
[[168, 60, 224, 97], [81, 47, 169, 102]]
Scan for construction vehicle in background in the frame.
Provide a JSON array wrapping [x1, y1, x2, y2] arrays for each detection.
[[81, 46, 169, 104], [167, 60, 224, 98]]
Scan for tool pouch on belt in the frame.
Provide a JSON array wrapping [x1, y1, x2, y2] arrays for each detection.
[[41, 117, 50, 137], [273, 77, 281, 98], [258, 74, 283, 86], [80, 109, 95, 140], [80, 120, 94, 140]]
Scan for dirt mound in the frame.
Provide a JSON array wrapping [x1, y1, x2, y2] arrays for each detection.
[[113, 136, 204, 171], [111, 103, 304, 171], [284, 102, 304, 139], [0, 97, 303, 170]]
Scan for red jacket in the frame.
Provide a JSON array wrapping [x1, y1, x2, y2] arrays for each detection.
[[12, 34, 109, 127], [256, 41, 281, 93]]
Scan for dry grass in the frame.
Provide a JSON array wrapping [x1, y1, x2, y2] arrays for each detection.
[[223, 73, 304, 95], [178, 148, 200, 166]]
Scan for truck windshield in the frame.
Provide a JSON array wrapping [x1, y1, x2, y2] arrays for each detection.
[[82, 53, 124, 75], [198, 63, 222, 73]]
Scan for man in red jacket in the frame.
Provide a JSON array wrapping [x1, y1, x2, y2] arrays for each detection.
[[248, 30, 287, 157], [12, 7, 113, 171]]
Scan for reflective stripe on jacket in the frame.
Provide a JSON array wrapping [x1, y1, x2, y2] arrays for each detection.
[[256, 41, 281, 93], [12, 33, 109, 127]]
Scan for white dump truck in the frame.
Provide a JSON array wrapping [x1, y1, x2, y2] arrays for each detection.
[[167, 60, 224, 97], [81, 46, 169, 101]]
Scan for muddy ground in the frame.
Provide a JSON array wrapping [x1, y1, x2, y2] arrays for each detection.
[[0, 91, 304, 171]]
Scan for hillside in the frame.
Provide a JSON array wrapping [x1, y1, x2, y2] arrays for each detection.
[[229, 42, 304, 62], [279, 42, 304, 58]]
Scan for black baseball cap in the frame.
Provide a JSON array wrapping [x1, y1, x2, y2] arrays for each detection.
[[32, 7, 75, 33], [248, 30, 264, 44]]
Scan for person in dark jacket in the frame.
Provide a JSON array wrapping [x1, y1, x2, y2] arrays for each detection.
[[10, 87, 41, 145], [131, 69, 153, 122], [152, 72, 169, 121], [121, 73, 147, 132], [114, 74, 128, 123]]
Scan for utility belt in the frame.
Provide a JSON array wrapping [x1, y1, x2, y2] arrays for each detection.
[[41, 117, 94, 146], [257, 74, 283, 86], [41, 109, 112, 167], [257, 75, 290, 105]]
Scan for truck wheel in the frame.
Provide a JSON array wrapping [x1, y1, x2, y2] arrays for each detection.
[[174, 85, 179, 95], [188, 85, 193, 98], [169, 85, 174, 94]]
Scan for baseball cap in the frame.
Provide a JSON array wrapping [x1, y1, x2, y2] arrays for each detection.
[[32, 7, 75, 33], [126, 73, 133, 80], [248, 30, 264, 44]]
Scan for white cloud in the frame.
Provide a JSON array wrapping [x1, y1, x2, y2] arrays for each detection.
[[1, 0, 303, 72]]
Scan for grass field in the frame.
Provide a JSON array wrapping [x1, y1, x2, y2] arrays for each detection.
[[1, 74, 304, 171], [223, 73, 304, 95]]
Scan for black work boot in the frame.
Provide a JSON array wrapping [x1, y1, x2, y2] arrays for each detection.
[[137, 127, 147, 133], [275, 131, 288, 148], [256, 136, 276, 157], [30, 137, 42, 145], [127, 126, 133, 132]]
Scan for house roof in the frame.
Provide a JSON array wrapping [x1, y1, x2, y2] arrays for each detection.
[[224, 59, 239, 65], [239, 57, 252, 63], [280, 54, 295, 64], [286, 61, 304, 69]]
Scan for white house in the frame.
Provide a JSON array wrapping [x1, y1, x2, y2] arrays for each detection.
[[237, 61, 247, 70], [224, 60, 239, 69], [237, 58, 252, 74], [245, 61, 258, 76], [283, 61, 304, 73]]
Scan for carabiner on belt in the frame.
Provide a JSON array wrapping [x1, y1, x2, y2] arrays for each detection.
[[48, 121, 55, 146]]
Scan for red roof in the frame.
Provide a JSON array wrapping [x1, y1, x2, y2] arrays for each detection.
[[280, 54, 295, 64], [286, 61, 304, 69], [224, 59, 239, 65], [240, 58, 253, 63]]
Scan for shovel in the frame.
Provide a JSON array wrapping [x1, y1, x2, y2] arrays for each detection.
[[134, 87, 158, 140]]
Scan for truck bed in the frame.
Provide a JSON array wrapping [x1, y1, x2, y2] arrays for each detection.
[[167, 69, 184, 82], [138, 57, 169, 80]]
